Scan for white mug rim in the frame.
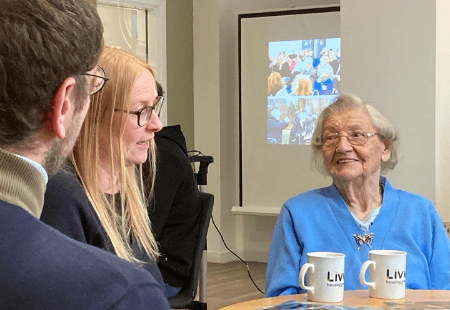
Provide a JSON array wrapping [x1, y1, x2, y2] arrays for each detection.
[[306, 251, 345, 258], [369, 250, 406, 256]]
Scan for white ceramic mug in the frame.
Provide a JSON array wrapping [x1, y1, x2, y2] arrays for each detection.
[[359, 250, 407, 299], [298, 252, 345, 302]]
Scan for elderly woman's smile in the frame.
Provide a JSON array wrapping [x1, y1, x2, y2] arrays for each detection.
[[322, 108, 391, 185], [335, 158, 358, 164]]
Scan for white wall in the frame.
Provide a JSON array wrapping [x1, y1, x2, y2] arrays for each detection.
[[195, 0, 449, 264], [436, 0, 450, 221]]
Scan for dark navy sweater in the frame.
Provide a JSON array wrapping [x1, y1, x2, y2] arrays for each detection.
[[40, 168, 169, 306], [0, 147, 170, 309], [0, 201, 170, 309]]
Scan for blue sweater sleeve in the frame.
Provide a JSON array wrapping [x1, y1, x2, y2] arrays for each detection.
[[265, 204, 303, 297], [428, 207, 450, 290], [389, 191, 450, 290]]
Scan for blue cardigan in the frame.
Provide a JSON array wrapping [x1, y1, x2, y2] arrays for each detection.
[[265, 177, 450, 297]]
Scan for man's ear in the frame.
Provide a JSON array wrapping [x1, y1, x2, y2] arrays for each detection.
[[44, 77, 77, 139]]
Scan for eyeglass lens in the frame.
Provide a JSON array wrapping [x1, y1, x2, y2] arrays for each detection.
[[90, 66, 107, 95], [322, 133, 368, 147], [138, 97, 163, 126]]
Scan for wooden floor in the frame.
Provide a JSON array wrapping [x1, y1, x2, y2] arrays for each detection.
[[204, 261, 267, 310]]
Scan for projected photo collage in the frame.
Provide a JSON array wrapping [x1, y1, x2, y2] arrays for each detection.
[[267, 38, 340, 145]]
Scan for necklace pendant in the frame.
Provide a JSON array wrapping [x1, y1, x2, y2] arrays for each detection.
[[353, 232, 374, 249]]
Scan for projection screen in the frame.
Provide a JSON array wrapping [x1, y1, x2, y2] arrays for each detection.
[[239, 7, 340, 210]]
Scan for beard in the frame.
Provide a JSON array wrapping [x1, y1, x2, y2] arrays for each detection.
[[43, 93, 89, 176], [43, 140, 67, 176], [43, 119, 81, 176]]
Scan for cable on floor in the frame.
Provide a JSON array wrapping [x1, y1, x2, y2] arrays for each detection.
[[211, 214, 265, 295]]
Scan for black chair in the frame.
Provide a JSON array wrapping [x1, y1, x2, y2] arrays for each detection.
[[169, 192, 214, 310]]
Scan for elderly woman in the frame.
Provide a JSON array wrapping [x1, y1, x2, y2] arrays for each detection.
[[265, 93, 450, 297]]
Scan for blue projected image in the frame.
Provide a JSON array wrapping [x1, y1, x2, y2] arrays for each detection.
[[267, 38, 340, 145]]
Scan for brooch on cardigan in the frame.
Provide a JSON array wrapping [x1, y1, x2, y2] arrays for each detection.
[[353, 232, 374, 249]]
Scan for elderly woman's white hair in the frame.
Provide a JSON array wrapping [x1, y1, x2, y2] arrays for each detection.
[[311, 93, 399, 175]]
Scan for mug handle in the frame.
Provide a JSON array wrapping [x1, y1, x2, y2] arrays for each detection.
[[359, 260, 376, 289], [299, 263, 315, 294]]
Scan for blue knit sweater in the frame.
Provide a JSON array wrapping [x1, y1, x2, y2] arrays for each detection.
[[265, 177, 450, 297]]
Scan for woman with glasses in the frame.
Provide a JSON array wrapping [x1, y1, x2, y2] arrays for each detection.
[[265, 93, 450, 297], [41, 46, 165, 284]]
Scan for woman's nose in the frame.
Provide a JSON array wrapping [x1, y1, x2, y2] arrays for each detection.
[[146, 110, 163, 132], [335, 135, 353, 152]]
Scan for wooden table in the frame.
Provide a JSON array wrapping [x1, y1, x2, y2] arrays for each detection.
[[218, 290, 450, 309]]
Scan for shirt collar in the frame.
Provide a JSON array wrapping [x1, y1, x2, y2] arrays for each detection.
[[14, 154, 48, 184]]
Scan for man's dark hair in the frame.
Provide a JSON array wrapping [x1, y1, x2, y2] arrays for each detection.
[[0, 0, 103, 147]]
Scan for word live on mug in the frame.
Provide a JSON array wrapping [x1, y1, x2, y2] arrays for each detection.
[[359, 250, 407, 299], [299, 252, 345, 303]]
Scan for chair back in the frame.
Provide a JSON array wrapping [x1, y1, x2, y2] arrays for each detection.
[[168, 192, 214, 309]]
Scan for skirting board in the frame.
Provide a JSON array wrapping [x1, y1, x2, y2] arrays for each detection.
[[206, 248, 269, 263]]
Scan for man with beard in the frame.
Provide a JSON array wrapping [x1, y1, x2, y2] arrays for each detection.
[[0, 0, 170, 309]]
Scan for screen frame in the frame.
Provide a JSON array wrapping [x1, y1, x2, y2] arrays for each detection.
[[237, 6, 340, 206]]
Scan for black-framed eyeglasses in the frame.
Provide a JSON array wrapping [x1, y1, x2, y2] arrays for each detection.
[[82, 65, 109, 95], [318, 132, 382, 148], [114, 96, 164, 127]]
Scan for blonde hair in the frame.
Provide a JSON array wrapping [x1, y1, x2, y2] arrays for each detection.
[[268, 72, 283, 89], [293, 78, 312, 96], [71, 46, 159, 263]]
